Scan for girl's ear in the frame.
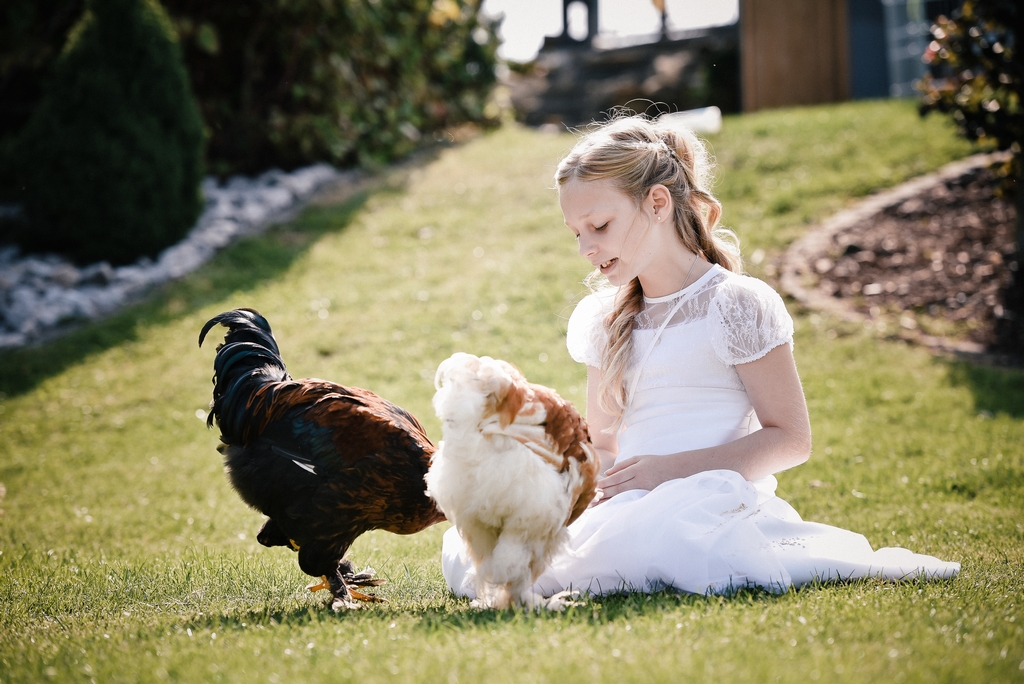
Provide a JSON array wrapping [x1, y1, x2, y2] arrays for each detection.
[[647, 184, 672, 219]]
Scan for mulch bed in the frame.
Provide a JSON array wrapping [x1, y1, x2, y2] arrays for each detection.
[[781, 158, 1021, 364]]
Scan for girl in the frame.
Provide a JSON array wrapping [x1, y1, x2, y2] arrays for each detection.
[[442, 115, 959, 599]]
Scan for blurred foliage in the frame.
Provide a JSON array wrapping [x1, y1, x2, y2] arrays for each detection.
[[0, 0, 501, 183], [0, 0, 85, 140], [6, 0, 205, 265], [918, 0, 1021, 172], [161, 0, 501, 175], [918, 0, 1023, 355], [0, 0, 85, 203]]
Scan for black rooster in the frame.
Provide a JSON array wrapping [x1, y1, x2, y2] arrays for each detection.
[[199, 308, 445, 610]]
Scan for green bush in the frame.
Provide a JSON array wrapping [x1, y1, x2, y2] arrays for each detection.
[[161, 0, 501, 175], [9, 0, 205, 265], [918, 0, 1021, 162], [0, 0, 84, 205], [1, 0, 502, 180], [0, 0, 84, 140], [918, 0, 1023, 354]]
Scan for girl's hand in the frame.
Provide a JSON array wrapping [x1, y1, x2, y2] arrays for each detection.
[[592, 455, 680, 505]]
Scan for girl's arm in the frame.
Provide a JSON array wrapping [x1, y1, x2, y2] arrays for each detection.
[[593, 343, 812, 503], [585, 364, 619, 474]]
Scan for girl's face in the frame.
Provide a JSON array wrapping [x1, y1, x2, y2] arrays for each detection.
[[560, 178, 659, 288]]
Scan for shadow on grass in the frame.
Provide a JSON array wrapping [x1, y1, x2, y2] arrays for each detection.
[[413, 589, 779, 629], [945, 359, 1024, 418], [402, 576, 940, 629], [0, 191, 370, 399], [182, 586, 784, 632], [177, 575, 946, 633]]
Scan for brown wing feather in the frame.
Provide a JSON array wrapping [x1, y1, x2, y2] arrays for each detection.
[[565, 442, 600, 526], [243, 380, 336, 443], [239, 378, 444, 537], [532, 385, 600, 526], [477, 359, 600, 529], [531, 386, 591, 471], [493, 361, 529, 428]]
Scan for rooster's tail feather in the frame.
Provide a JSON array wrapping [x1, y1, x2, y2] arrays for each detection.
[[199, 308, 290, 443], [199, 308, 279, 353]]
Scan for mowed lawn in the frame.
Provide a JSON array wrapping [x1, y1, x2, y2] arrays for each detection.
[[1, 99, 1022, 683]]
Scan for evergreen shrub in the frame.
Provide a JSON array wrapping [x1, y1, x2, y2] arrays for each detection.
[[0, 0, 84, 142], [0, 0, 84, 205], [10, 0, 204, 265]]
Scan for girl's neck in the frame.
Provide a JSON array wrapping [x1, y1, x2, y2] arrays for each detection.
[[638, 252, 710, 298]]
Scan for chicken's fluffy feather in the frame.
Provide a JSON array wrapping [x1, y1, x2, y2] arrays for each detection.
[[425, 352, 599, 609]]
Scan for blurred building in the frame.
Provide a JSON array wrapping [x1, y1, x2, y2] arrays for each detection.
[[507, 0, 739, 126], [741, 0, 961, 111], [506, 0, 962, 125]]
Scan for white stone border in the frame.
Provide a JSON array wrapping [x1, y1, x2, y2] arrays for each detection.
[[0, 164, 359, 348]]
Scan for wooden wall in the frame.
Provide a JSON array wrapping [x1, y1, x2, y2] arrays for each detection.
[[740, 0, 850, 112]]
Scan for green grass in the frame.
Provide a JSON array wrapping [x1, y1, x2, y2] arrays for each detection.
[[1, 99, 1022, 683]]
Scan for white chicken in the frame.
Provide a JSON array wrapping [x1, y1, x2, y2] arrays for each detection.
[[426, 352, 600, 610]]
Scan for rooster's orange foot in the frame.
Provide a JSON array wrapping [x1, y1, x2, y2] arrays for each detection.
[[328, 587, 387, 611], [307, 576, 330, 592], [348, 588, 387, 603]]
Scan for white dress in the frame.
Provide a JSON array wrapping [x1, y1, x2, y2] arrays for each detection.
[[441, 265, 960, 597]]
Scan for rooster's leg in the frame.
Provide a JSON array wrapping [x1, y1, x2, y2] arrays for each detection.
[[325, 570, 361, 611], [326, 564, 387, 611], [308, 575, 386, 597], [297, 547, 385, 609]]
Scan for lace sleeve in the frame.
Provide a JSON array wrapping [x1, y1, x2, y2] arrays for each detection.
[[566, 291, 613, 368], [709, 275, 794, 366]]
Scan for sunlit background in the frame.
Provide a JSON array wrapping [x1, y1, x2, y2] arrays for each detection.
[[482, 0, 740, 62]]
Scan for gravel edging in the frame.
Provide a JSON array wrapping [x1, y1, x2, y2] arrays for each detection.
[[779, 151, 1015, 363], [0, 164, 361, 348]]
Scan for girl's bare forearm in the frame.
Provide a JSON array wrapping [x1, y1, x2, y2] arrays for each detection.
[[657, 423, 810, 482]]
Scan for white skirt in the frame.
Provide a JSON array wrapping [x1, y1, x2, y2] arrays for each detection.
[[441, 469, 960, 598]]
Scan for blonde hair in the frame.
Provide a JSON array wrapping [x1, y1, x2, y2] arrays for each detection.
[[555, 114, 741, 422]]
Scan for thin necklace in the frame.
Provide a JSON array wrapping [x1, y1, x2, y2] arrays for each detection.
[[678, 253, 700, 292], [642, 253, 702, 303]]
